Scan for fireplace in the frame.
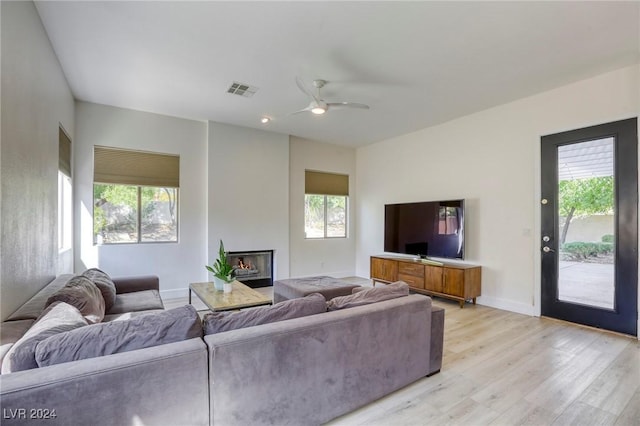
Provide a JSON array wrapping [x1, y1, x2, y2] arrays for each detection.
[[226, 250, 274, 288]]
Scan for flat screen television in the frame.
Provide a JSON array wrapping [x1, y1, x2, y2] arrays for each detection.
[[384, 199, 465, 260]]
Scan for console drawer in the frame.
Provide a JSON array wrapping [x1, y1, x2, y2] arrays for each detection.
[[398, 262, 424, 277], [398, 273, 424, 289]]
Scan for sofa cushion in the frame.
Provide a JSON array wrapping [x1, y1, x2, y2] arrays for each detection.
[[112, 275, 159, 294], [106, 289, 164, 315], [0, 319, 35, 369], [102, 309, 164, 322], [203, 292, 327, 335], [82, 268, 117, 311], [35, 305, 202, 368], [1, 302, 88, 373], [6, 275, 73, 321], [327, 281, 410, 311], [45, 276, 105, 323]]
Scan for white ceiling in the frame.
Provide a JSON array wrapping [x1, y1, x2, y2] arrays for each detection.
[[35, 1, 639, 148]]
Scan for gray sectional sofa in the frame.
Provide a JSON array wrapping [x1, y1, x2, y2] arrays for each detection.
[[207, 293, 443, 425], [0, 274, 444, 426], [0, 273, 210, 426]]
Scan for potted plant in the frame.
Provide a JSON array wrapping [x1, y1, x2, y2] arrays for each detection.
[[206, 240, 234, 292]]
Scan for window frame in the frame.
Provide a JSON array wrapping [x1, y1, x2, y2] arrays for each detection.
[[92, 146, 180, 245], [93, 183, 179, 245], [304, 193, 348, 239], [58, 170, 73, 252], [58, 126, 72, 253]]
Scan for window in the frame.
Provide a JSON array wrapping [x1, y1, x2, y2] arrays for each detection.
[[305, 194, 347, 238], [93, 185, 178, 243], [93, 146, 179, 244], [304, 170, 348, 239], [58, 128, 72, 251]]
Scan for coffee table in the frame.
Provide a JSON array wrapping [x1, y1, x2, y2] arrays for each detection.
[[189, 280, 272, 312]]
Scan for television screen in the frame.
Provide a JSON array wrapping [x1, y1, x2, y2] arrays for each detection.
[[384, 200, 465, 260]]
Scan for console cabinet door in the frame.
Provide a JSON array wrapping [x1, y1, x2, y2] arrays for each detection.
[[443, 268, 464, 297], [371, 257, 398, 283], [424, 265, 443, 293]]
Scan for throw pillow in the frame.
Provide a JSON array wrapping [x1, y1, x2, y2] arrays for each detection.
[[46, 275, 106, 323], [327, 281, 410, 311], [35, 305, 203, 368], [1, 302, 88, 373], [203, 292, 327, 335], [82, 268, 117, 311]]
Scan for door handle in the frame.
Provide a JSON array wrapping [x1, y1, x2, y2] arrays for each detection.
[[542, 246, 555, 253]]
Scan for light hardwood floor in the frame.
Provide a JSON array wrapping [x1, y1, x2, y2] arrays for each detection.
[[329, 293, 640, 425], [166, 279, 640, 426]]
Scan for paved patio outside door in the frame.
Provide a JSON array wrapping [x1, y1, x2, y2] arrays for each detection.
[[558, 261, 614, 309]]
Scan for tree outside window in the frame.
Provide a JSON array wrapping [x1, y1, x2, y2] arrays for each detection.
[[558, 176, 613, 245]]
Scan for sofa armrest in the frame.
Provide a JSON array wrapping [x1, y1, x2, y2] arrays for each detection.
[[428, 306, 445, 376], [0, 338, 208, 426], [112, 275, 159, 294]]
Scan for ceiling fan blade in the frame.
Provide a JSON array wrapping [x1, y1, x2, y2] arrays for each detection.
[[288, 105, 313, 116], [327, 102, 370, 110], [295, 77, 319, 103]]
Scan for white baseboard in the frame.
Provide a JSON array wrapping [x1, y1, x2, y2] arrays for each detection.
[[476, 295, 535, 316]]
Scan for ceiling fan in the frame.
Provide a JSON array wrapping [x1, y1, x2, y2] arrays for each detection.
[[291, 77, 369, 116]]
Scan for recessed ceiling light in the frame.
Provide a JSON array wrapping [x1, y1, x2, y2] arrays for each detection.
[[261, 117, 270, 124]]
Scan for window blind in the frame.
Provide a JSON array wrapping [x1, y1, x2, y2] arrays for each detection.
[[59, 127, 72, 177], [305, 170, 349, 196], [93, 146, 180, 188]]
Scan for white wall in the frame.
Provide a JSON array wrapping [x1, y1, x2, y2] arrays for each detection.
[[356, 65, 639, 318], [289, 137, 356, 278], [74, 102, 208, 299], [0, 1, 75, 319], [563, 215, 613, 244], [207, 122, 290, 280]]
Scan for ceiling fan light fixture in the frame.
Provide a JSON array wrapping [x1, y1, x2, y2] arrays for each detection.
[[291, 78, 367, 117], [310, 100, 327, 115]]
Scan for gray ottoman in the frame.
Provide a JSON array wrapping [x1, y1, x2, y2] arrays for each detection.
[[273, 276, 360, 303]]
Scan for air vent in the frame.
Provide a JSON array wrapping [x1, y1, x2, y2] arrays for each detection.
[[227, 82, 258, 97]]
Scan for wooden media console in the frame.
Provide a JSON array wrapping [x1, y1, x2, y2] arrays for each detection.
[[370, 255, 481, 308]]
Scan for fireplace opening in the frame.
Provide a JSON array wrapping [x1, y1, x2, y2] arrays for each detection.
[[226, 250, 274, 288]]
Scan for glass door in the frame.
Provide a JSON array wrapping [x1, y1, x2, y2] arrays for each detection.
[[541, 118, 637, 336]]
